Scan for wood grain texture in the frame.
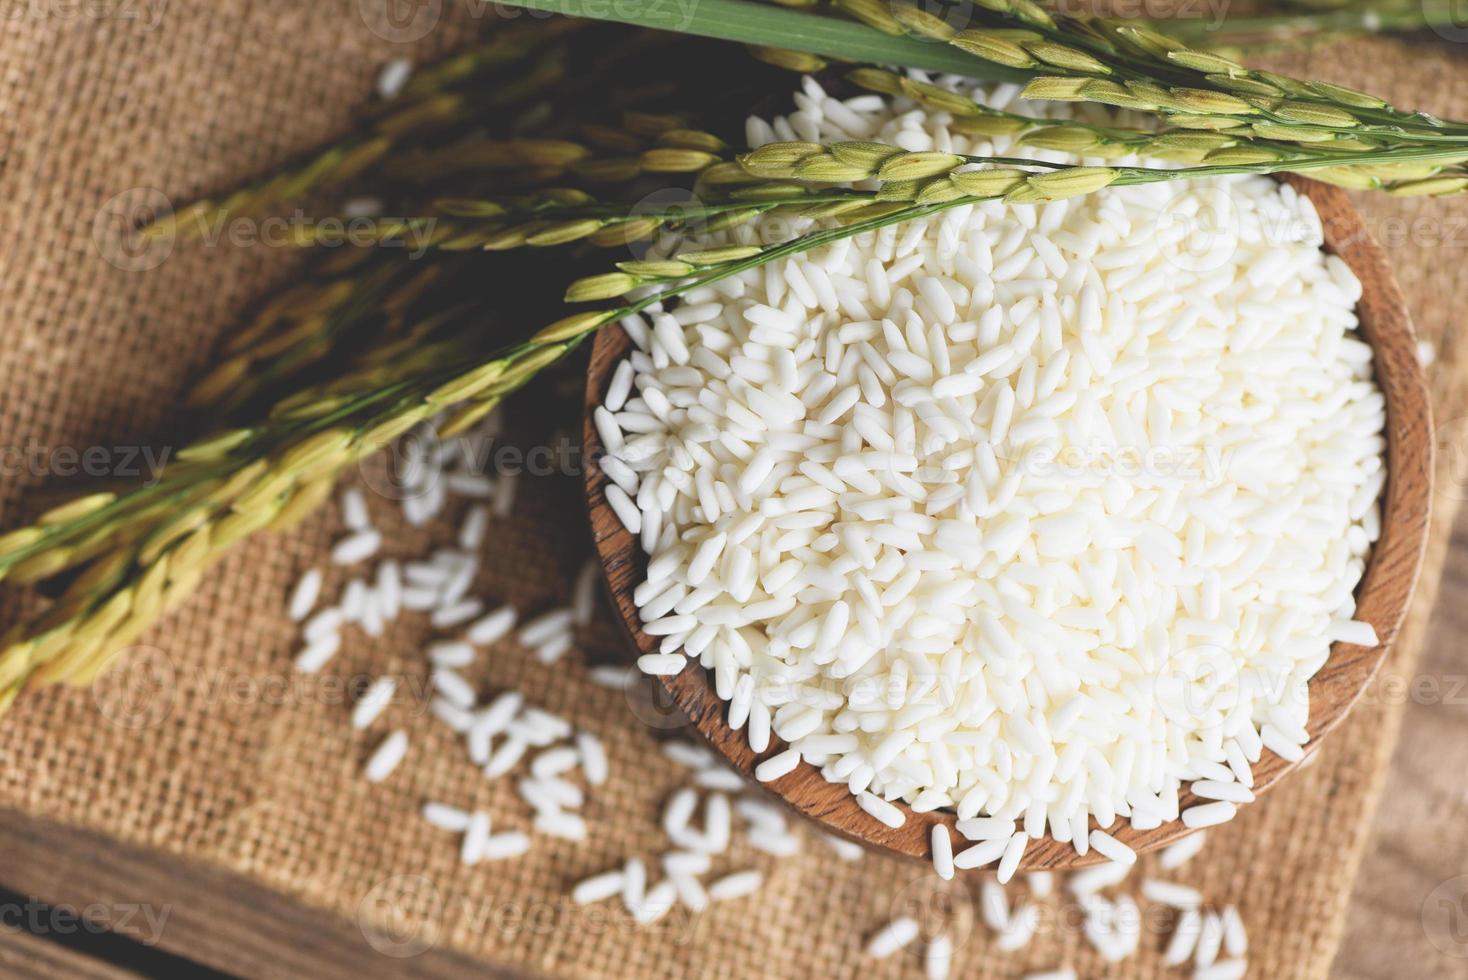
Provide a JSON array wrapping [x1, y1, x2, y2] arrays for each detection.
[[583, 177, 1434, 871], [0, 926, 144, 980], [0, 808, 517, 980]]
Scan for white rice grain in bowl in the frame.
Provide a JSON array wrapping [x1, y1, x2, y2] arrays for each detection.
[[583, 81, 1430, 870]]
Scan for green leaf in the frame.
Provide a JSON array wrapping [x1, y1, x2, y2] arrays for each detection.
[[494, 0, 1030, 80]]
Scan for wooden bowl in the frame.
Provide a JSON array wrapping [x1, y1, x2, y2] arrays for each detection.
[[583, 176, 1433, 870]]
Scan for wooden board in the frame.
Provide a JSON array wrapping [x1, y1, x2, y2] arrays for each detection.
[[0, 807, 517, 980]]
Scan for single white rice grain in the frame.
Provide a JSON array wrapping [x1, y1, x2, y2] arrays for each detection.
[[708, 870, 762, 901], [534, 809, 587, 841], [332, 530, 381, 565], [865, 916, 920, 959], [1159, 831, 1208, 870], [485, 735, 528, 779], [445, 472, 495, 499], [376, 58, 412, 99], [997, 831, 1028, 884], [981, 879, 1009, 931], [477, 690, 523, 737], [755, 748, 800, 782], [467, 605, 517, 646], [925, 934, 953, 980], [1141, 879, 1203, 909], [1221, 905, 1248, 957], [573, 870, 625, 905], [576, 731, 608, 785], [523, 776, 584, 811], [459, 504, 489, 551], [431, 697, 474, 733], [1192, 780, 1255, 804], [638, 654, 686, 675], [341, 487, 371, 531], [375, 559, 402, 620], [460, 811, 491, 865], [663, 788, 698, 839], [1182, 802, 1237, 829], [365, 730, 409, 783], [823, 834, 865, 861], [422, 802, 471, 832], [1195, 961, 1248, 980], [694, 767, 746, 792], [747, 828, 801, 857], [621, 857, 646, 910], [519, 608, 574, 647], [431, 668, 476, 710], [857, 792, 905, 829], [1164, 907, 1203, 965], [1068, 860, 1131, 897], [288, 569, 323, 621], [954, 836, 1010, 870], [530, 746, 580, 780], [294, 631, 344, 674], [663, 740, 713, 769], [1196, 911, 1225, 968], [535, 634, 574, 664], [1088, 829, 1136, 865], [663, 851, 711, 876], [336, 582, 364, 622], [302, 607, 341, 643], [492, 470, 518, 518], [633, 880, 678, 924], [605, 483, 641, 534], [431, 598, 484, 629], [482, 831, 532, 859], [428, 640, 476, 668], [1326, 618, 1379, 647], [588, 665, 634, 689], [351, 677, 396, 730], [669, 872, 708, 912], [931, 824, 954, 881], [606, 360, 635, 412], [998, 904, 1038, 952]]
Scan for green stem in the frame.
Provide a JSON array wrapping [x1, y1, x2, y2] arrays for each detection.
[[493, 0, 1028, 79]]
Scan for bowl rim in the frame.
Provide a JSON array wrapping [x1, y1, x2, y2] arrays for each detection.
[[582, 174, 1433, 870]]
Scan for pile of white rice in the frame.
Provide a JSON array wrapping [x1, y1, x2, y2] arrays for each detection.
[[595, 74, 1386, 870]]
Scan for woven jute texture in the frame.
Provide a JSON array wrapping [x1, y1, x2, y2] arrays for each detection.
[[1, 4, 1465, 978]]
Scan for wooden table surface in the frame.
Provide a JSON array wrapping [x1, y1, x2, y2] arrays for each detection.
[[0, 517, 1462, 980]]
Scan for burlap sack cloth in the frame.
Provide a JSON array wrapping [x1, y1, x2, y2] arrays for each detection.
[[1, 4, 1465, 977]]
